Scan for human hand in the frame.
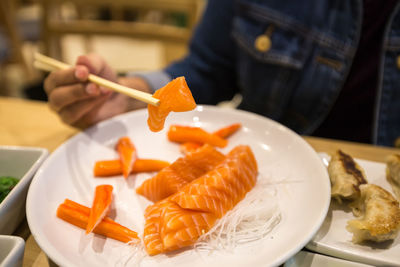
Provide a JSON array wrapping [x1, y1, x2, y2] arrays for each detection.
[[44, 54, 150, 128]]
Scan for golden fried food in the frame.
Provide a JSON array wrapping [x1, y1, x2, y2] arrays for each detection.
[[386, 154, 400, 200], [328, 150, 367, 202], [347, 184, 400, 243]]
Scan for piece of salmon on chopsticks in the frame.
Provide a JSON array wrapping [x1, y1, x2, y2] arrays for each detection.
[[148, 76, 196, 132]]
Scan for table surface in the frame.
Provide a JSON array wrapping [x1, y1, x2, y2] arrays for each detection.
[[2, 96, 400, 267]]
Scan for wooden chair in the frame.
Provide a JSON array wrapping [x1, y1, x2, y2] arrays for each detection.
[[39, 0, 204, 70], [0, 0, 33, 95]]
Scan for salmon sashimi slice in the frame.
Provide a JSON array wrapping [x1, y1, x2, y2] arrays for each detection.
[[168, 125, 228, 148], [116, 136, 137, 178], [170, 146, 258, 217], [136, 144, 225, 202], [143, 201, 218, 255], [159, 202, 217, 252], [86, 184, 113, 234], [147, 76, 196, 132], [142, 145, 258, 255]]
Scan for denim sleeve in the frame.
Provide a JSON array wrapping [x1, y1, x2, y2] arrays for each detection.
[[164, 0, 238, 105]]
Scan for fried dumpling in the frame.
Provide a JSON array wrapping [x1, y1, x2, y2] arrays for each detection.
[[386, 154, 400, 200], [347, 184, 400, 243], [328, 150, 367, 202]]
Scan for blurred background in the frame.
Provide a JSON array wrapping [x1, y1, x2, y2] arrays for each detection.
[[0, 0, 205, 100]]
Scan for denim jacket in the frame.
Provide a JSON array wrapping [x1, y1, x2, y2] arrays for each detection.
[[142, 0, 400, 147]]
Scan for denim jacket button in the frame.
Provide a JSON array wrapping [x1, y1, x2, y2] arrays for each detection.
[[254, 34, 271, 52]]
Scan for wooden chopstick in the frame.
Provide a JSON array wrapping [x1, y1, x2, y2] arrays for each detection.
[[33, 53, 160, 106]]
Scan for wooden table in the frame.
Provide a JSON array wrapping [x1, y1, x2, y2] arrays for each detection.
[[2, 96, 400, 266]]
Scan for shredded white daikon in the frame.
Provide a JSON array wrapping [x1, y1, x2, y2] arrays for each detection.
[[116, 175, 284, 266], [194, 176, 281, 252], [114, 240, 146, 267]]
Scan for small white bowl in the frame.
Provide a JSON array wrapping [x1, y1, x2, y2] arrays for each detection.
[[0, 146, 48, 235], [0, 235, 25, 267]]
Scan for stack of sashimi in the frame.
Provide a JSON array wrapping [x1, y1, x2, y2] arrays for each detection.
[[139, 145, 258, 255]]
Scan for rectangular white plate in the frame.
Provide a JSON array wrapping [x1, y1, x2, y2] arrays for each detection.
[[307, 153, 400, 267], [284, 250, 373, 267]]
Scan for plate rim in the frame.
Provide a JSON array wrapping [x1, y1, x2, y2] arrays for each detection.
[[26, 105, 330, 267]]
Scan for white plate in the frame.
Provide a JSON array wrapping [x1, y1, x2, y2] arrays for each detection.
[[0, 146, 48, 235], [307, 153, 400, 267], [284, 251, 373, 267], [26, 105, 330, 267]]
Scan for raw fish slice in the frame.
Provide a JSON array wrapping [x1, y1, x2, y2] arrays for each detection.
[[147, 76, 196, 132], [176, 183, 235, 212], [143, 145, 258, 255], [170, 168, 241, 217], [160, 202, 217, 235], [170, 193, 228, 218], [143, 200, 170, 255], [136, 144, 225, 202], [171, 146, 258, 217], [145, 201, 217, 254]]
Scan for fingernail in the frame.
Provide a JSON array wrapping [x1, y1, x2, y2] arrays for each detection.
[[75, 67, 87, 81], [86, 84, 99, 95]]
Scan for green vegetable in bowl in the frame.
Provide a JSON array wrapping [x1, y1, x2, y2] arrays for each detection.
[[0, 176, 19, 203]]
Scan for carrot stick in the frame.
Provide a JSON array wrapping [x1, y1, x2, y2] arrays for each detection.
[[57, 202, 139, 243], [86, 185, 113, 234], [168, 125, 227, 148], [93, 159, 170, 177], [63, 199, 115, 224], [179, 123, 242, 154], [116, 137, 137, 178], [213, 123, 242, 138]]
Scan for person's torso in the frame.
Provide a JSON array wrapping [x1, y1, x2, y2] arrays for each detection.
[[232, 0, 400, 146]]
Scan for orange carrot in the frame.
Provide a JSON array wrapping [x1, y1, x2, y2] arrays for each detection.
[[213, 123, 242, 138], [63, 199, 115, 223], [116, 137, 137, 178], [148, 77, 196, 132], [86, 185, 113, 234], [57, 202, 139, 243], [180, 123, 242, 153], [93, 159, 170, 177], [168, 125, 227, 148]]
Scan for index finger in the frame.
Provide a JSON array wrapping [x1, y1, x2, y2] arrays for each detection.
[[44, 65, 89, 95]]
